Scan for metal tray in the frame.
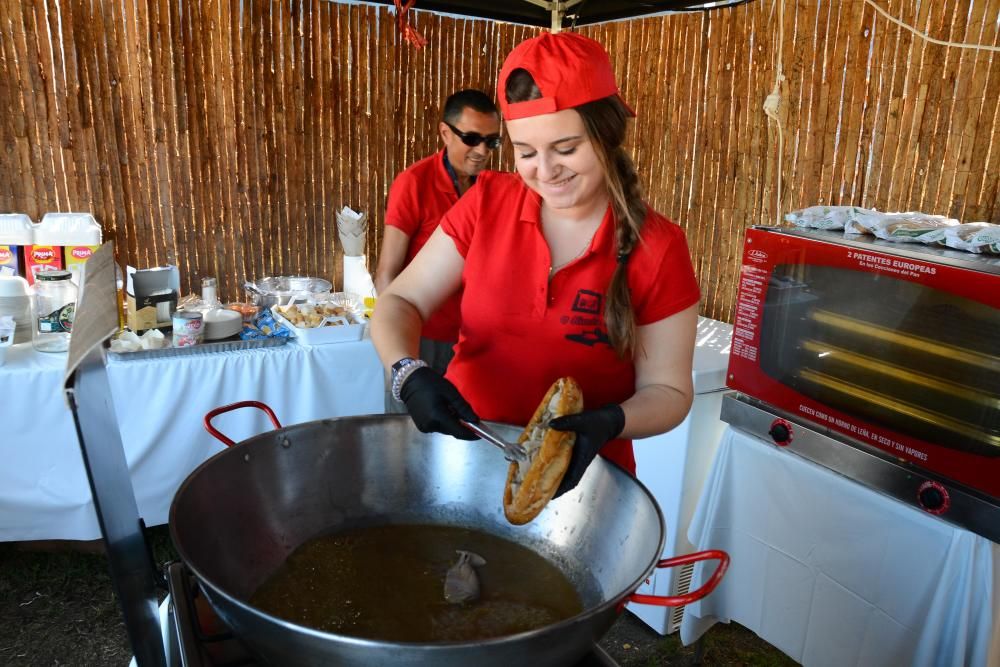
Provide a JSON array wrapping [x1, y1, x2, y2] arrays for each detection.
[[106, 335, 289, 361], [808, 309, 999, 367]]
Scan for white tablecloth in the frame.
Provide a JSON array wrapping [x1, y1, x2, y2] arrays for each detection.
[[680, 426, 1000, 667], [1, 339, 385, 541]]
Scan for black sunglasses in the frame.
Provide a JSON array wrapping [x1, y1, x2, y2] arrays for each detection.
[[445, 121, 502, 150]]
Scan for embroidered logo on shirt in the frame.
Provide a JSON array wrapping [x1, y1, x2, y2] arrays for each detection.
[[565, 328, 612, 347], [563, 289, 611, 347], [572, 289, 602, 314]]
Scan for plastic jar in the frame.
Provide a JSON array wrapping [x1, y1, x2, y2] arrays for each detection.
[[34, 212, 102, 286], [32, 269, 77, 353], [0, 213, 33, 279]]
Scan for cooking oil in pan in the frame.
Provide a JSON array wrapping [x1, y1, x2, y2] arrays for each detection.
[[249, 524, 584, 642]]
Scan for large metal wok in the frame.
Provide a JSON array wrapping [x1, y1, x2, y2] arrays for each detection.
[[169, 403, 728, 667]]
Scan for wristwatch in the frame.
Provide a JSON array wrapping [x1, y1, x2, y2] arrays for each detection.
[[391, 357, 428, 401]]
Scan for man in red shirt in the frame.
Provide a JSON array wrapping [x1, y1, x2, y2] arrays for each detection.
[[375, 89, 501, 384]]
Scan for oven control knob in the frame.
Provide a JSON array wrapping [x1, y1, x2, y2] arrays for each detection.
[[768, 419, 793, 446], [917, 481, 950, 515]]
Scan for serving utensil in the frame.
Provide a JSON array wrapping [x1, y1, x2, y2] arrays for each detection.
[[459, 419, 528, 463]]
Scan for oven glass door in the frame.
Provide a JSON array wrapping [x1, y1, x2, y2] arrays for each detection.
[[760, 262, 1000, 457]]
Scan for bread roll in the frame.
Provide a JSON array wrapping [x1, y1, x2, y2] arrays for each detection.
[[503, 377, 584, 525]]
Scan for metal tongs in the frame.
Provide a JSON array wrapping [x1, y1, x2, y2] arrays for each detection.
[[459, 419, 529, 463]]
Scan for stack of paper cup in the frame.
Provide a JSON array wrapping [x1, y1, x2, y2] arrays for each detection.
[[336, 206, 368, 257], [0, 275, 31, 344], [336, 206, 375, 298]]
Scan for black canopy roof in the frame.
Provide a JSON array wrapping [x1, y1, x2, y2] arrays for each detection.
[[369, 0, 753, 28]]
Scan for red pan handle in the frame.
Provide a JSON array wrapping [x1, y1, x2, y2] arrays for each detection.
[[626, 549, 730, 607], [203, 401, 282, 447]]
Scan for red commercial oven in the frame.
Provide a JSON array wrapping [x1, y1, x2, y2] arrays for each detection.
[[723, 226, 1000, 541]]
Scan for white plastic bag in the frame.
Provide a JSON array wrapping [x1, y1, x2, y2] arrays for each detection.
[[844, 210, 958, 242], [784, 206, 876, 231]]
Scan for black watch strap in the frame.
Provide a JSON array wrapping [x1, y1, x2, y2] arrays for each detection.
[[392, 357, 416, 373]]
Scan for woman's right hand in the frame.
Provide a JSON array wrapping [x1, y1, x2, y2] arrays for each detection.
[[399, 367, 479, 440]]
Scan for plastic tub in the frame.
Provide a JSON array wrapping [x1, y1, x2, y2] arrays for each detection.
[[0, 329, 12, 366], [270, 305, 365, 345]]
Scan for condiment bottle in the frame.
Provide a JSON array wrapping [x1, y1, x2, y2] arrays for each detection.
[[201, 276, 219, 306]]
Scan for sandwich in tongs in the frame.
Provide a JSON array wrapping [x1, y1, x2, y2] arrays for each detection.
[[503, 377, 584, 525]]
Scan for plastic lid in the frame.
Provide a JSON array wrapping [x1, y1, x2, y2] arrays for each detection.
[[692, 316, 734, 394], [0, 214, 34, 244], [35, 269, 73, 282], [0, 275, 29, 296], [34, 213, 102, 245]]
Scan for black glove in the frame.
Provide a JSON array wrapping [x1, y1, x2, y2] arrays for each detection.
[[399, 367, 479, 440], [550, 404, 626, 498]]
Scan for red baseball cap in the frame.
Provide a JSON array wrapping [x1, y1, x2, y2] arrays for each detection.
[[497, 32, 636, 121]]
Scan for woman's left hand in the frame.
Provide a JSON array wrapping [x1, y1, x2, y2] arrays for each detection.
[[549, 404, 625, 497]]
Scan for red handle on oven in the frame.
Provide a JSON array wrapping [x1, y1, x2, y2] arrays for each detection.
[[626, 549, 730, 607], [203, 401, 283, 447]]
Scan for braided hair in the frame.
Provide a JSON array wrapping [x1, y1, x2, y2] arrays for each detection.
[[505, 69, 645, 357]]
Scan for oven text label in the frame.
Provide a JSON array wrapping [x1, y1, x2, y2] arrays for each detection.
[[846, 250, 937, 278], [798, 404, 929, 462]]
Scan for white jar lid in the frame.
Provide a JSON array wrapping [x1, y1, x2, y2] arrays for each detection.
[[0, 214, 33, 245]]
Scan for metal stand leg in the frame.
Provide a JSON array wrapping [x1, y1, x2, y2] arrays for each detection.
[[692, 636, 706, 665]]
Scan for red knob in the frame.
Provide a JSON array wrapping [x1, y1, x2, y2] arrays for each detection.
[[917, 481, 950, 515], [768, 418, 793, 446]]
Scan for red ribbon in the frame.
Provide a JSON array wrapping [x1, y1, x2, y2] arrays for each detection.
[[394, 0, 428, 49]]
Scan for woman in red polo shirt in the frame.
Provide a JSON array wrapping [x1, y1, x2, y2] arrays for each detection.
[[371, 31, 699, 496]]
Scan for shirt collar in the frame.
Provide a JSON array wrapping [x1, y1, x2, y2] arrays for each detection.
[[518, 186, 543, 224], [518, 186, 617, 259], [441, 149, 475, 197]]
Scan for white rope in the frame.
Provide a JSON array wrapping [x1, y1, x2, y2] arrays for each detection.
[[763, 0, 785, 226], [865, 0, 1000, 53], [764, 0, 998, 227]]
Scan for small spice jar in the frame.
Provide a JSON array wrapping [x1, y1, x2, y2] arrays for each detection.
[[201, 276, 219, 306]]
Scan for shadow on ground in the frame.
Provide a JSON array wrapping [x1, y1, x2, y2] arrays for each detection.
[[0, 526, 797, 666]]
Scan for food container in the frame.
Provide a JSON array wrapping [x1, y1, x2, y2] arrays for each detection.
[[224, 302, 259, 324], [270, 304, 365, 345], [203, 308, 243, 341], [172, 310, 204, 347], [244, 276, 332, 310], [32, 269, 77, 353]]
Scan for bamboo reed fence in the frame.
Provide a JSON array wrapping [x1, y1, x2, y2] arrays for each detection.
[[1, 0, 998, 323]]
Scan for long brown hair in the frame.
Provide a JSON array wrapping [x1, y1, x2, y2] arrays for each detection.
[[505, 69, 645, 357]]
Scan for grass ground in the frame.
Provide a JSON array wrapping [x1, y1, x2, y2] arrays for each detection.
[[0, 526, 798, 667]]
